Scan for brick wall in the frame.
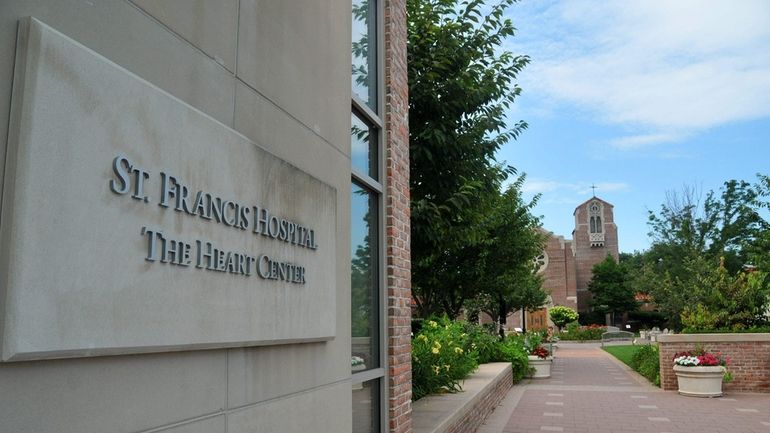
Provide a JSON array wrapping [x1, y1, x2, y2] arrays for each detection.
[[445, 367, 513, 433], [572, 198, 618, 312], [657, 334, 770, 393], [384, 0, 412, 432]]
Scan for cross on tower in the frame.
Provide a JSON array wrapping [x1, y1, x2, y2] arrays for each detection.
[[591, 184, 597, 197]]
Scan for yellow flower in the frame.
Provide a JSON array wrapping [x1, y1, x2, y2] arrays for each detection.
[[432, 365, 440, 374], [433, 342, 441, 349], [454, 347, 463, 354], [445, 364, 451, 371], [432, 347, 440, 354], [417, 334, 428, 342], [428, 320, 438, 328]]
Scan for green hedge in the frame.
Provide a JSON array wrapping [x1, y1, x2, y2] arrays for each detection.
[[630, 344, 660, 386]]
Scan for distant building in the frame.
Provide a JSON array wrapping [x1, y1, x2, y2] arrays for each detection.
[[506, 196, 619, 330]]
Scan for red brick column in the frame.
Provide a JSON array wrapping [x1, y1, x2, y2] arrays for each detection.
[[658, 334, 770, 393], [384, 0, 411, 432]]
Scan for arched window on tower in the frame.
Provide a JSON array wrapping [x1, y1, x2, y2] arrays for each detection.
[[588, 201, 604, 246], [590, 216, 602, 233]]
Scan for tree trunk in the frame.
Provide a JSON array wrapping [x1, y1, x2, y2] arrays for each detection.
[[497, 294, 507, 339]]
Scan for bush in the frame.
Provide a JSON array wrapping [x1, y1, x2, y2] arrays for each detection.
[[496, 335, 530, 383], [557, 323, 606, 341], [549, 306, 579, 331], [412, 316, 478, 400], [682, 325, 770, 334], [462, 322, 530, 381], [461, 322, 501, 364], [631, 344, 660, 386]]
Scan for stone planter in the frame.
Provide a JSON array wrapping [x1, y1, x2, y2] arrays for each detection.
[[673, 365, 725, 397], [528, 356, 553, 378]]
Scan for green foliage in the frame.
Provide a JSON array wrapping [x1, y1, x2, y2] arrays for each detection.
[[411, 317, 478, 400], [549, 306, 579, 331], [557, 323, 605, 341], [588, 255, 638, 317], [462, 322, 533, 382], [461, 178, 548, 336], [462, 321, 501, 364], [678, 262, 770, 332], [629, 175, 770, 329], [413, 319, 532, 400], [496, 335, 530, 383], [631, 345, 660, 386], [408, 0, 533, 318], [683, 325, 770, 334]]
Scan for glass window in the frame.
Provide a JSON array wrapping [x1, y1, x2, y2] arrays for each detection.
[[352, 0, 377, 110], [351, 113, 378, 180], [351, 182, 379, 372], [352, 379, 380, 433]]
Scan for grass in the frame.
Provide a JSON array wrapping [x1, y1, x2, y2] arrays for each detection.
[[603, 344, 661, 387], [602, 345, 638, 367]]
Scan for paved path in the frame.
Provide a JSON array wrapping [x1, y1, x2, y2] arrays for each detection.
[[478, 343, 770, 433]]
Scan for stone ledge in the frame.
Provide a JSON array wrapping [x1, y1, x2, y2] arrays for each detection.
[[658, 333, 770, 343], [412, 362, 512, 433]]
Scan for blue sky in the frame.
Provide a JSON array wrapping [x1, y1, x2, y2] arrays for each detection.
[[495, 0, 770, 253]]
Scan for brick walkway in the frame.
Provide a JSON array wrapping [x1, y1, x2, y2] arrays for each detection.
[[478, 343, 770, 433]]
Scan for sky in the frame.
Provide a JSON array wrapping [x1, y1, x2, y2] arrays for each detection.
[[494, 0, 770, 253]]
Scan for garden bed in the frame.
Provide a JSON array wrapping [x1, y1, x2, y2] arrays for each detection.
[[412, 363, 512, 433]]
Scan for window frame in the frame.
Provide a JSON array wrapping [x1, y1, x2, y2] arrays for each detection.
[[351, 0, 387, 431]]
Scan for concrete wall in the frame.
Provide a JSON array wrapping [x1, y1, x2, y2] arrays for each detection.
[[658, 333, 770, 394], [0, 1, 352, 432]]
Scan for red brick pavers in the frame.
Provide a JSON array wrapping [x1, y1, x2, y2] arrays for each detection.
[[499, 343, 770, 433]]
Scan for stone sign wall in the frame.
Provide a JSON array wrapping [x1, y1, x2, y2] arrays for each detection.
[[0, 18, 337, 362]]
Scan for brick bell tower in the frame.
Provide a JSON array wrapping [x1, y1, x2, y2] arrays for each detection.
[[572, 195, 619, 313]]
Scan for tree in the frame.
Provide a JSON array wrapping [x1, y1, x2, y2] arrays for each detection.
[[588, 255, 637, 324], [479, 178, 548, 336], [408, 0, 530, 317], [549, 306, 579, 332], [646, 179, 767, 276], [628, 175, 770, 328]]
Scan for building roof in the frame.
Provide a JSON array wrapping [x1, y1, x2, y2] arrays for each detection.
[[573, 196, 614, 215]]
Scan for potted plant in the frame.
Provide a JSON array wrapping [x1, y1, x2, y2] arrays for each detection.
[[527, 346, 553, 378], [672, 349, 732, 397]]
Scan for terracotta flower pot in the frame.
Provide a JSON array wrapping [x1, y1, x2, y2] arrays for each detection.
[[673, 365, 725, 397]]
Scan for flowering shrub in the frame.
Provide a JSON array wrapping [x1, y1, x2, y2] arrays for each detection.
[[411, 316, 478, 400], [672, 347, 732, 382], [461, 322, 502, 364], [549, 306, 579, 331], [530, 346, 550, 359]]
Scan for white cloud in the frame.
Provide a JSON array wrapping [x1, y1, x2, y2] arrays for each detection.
[[609, 133, 686, 150], [510, 0, 770, 148]]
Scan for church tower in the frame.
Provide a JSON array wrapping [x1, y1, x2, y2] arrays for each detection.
[[572, 197, 619, 312]]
